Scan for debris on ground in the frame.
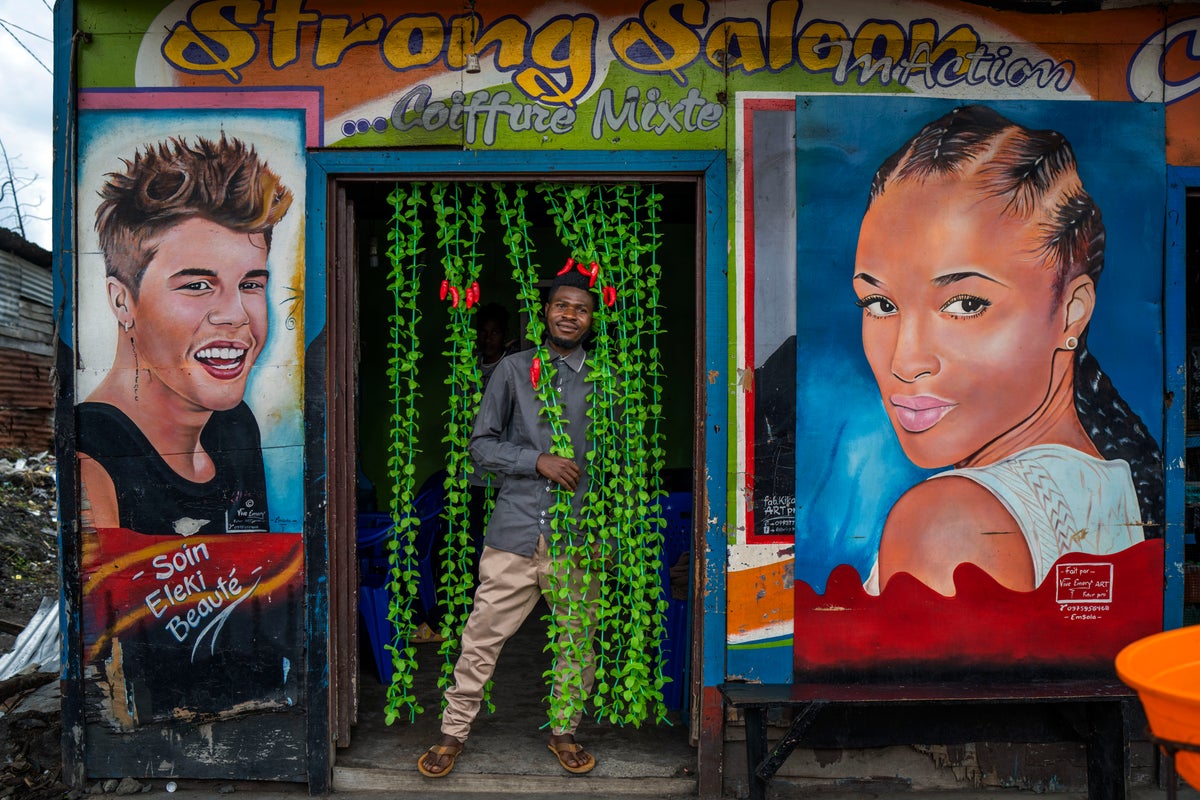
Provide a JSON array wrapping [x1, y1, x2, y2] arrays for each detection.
[[0, 450, 68, 800]]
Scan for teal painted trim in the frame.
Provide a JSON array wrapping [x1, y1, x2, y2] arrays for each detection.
[[700, 159, 728, 691], [304, 158, 330, 346], [1165, 167, 1197, 631], [309, 148, 723, 175], [304, 147, 730, 686], [53, 4, 76, 345], [53, 3, 85, 788]]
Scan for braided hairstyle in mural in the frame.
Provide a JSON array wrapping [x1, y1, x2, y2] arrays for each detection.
[[856, 105, 1162, 594]]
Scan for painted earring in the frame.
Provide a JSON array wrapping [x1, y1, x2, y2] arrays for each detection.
[[130, 337, 140, 402], [123, 321, 132, 332], [1065, 336, 1078, 351]]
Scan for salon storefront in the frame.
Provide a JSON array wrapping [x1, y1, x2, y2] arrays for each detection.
[[53, 0, 1200, 794]]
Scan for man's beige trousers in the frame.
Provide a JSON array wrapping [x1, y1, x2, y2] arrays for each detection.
[[440, 536, 598, 741]]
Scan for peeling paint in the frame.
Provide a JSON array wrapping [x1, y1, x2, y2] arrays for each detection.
[[100, 638, 137, 730]]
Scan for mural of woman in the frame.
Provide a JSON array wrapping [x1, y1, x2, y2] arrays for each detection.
[[78, 135, 293, 535], [855, 105, 1162, 596]]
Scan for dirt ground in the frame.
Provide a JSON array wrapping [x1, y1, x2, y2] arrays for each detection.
[[0, 450, 72, 800]]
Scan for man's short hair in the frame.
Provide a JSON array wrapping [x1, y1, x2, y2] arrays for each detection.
[[95, 134, 293, 295], [548, 269, 596, 309]]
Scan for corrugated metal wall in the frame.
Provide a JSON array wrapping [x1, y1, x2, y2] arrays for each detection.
[[0, 248, 55, 450], [0, 346, 53, 451]]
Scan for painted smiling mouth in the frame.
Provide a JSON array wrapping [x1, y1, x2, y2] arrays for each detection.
[[194, 346, 249, 372], [889, 395, 956, 434]]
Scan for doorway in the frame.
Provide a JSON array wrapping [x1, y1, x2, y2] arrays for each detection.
[[323, 169, 705, 788]]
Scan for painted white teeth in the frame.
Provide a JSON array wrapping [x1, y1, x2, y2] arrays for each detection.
[[195, 347, 246, 361]]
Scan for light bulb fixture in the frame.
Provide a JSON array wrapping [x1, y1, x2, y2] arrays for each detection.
[[368, 236, 379, 269], [465, 0, 480, 74]]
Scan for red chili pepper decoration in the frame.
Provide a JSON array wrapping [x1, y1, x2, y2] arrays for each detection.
[[530, 356, 541, 388], [471, 281, 480, 304], [603, 285, 617, 307], [587, 261, 600, 287], [450, 286, 460, 308], [557, 257, 576, 276], [439, 279, 449, 300], [465, 284, 476, 309]]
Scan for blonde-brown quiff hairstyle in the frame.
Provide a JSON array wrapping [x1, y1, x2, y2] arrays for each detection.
[[95, 134, 293, 296]]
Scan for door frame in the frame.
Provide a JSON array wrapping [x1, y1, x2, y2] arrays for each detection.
[[1165, 166, 1196, 631], [302, 149, 729, 791]]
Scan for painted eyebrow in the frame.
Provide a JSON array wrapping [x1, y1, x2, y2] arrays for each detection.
[[932, 271, 1004, 288], [168, 268, 271, 280], [170, 268, 217, 279], [852, 272, 882, 287]]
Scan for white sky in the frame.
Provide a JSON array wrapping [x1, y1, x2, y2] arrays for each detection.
[[0, 1, 54, 250]]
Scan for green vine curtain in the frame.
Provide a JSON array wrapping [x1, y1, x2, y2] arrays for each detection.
[[381, 181, 670, 730]]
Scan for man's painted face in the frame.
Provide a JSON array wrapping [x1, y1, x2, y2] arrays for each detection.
[[124, 217, 270, 413], [853, 177, 1070, 469], [545, 285, 594, 354]]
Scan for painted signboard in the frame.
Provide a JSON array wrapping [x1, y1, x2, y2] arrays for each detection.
[[789, 96, 1163, 675], [72, 108, 308, 777], [59, 0, 1200, 781]]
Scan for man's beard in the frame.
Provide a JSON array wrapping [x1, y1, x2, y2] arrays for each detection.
[[548, 333, 583, 351]]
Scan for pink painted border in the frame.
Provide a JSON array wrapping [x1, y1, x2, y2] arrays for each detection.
[[79, 88, 324, 147]]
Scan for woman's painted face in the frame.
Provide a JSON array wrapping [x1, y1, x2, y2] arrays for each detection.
[[853, 177, 1068, 469], [125, 217, 270, 413]]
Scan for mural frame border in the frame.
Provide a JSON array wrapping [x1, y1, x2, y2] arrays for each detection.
[[303, 147, 729, 790], [1165, 165, 1195, 632]]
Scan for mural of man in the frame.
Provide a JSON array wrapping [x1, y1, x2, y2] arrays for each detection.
[[78, 134, 293, 536]]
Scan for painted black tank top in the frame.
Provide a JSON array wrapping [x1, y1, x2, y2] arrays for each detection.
[[77, 401, 270, 534]]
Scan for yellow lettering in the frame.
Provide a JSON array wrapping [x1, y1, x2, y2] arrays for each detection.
[[611, 0, 706, 86], [261, 0, 319, 68], [514, 16, 595, 108], [445, 14, 473, 70], [382, 15, 445, 70], [797, 20, 849, 72], [853, 21, 906, 64], [707, 20, 767, 73], [472, 16, 530, 69], [767, 0, 800, 70], [161, 0, 261, 83], [314, 14, 386, 68]]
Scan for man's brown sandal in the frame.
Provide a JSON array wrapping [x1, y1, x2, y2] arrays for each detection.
[[417, 743, 462, 778], [547, 740, 595, 774]]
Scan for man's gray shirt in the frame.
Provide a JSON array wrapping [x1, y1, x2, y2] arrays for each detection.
[[469, 344, 590, 557]]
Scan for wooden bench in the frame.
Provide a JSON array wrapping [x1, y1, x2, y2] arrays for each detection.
[[720, 677, 1141, 800]]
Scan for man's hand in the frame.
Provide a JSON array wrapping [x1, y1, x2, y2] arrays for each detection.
[[536, 454, 581, 491]]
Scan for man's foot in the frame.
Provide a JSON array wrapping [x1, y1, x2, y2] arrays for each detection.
[[547, 733, 595, 774], [417, 735, 463, 778]]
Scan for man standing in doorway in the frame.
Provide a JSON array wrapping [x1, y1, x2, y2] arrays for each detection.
[[418, 270, 598, 777]]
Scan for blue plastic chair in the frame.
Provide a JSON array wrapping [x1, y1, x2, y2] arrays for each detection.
[[656, 488, 693, 711], [357, 471, 449, 682]]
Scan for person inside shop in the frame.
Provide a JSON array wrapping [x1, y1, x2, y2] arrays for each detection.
[[475, 301, 516, 388], [418, 269, 599, 778], [78, 134, 293, 535]]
